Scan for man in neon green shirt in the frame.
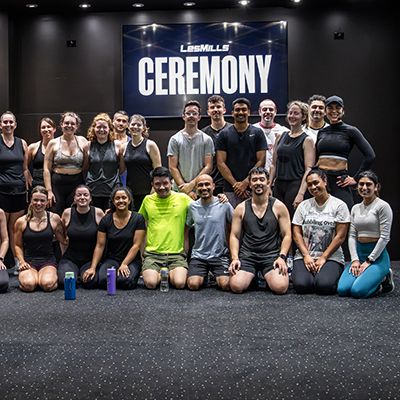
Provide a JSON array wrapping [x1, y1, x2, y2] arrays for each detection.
[[139, 166, 192, 289]]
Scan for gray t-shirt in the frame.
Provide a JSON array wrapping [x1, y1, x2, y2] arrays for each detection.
[[292, 195, 350, 264], [186, 197, 233, 260], [167, 129, 214, 190]]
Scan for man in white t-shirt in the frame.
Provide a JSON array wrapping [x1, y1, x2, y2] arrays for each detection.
[[253, 99, 287, 172], [168, 100, 214, 200], [305, 94, 329, 143]]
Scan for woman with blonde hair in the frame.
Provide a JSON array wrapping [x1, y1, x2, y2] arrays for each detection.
[[14, 186, 67, 292], [86, 113, 123, 210]]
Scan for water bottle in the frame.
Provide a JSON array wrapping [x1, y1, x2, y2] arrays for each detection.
[[160, 267, 169, 293], [64, 271, 76, 300], [107, 267, 116, 296], [286, 256, 293, 276]]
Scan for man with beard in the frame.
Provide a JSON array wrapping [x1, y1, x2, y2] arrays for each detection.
[[229, 167, 292, 294], [216, 98, 267, 208], [202, 95, 232, 195], [168, 100, 214, 200], [186, 174, 233, 291], [305, 95, 328, 143], [253, 99, 287, 172]]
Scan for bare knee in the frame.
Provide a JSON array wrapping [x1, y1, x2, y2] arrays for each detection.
[[19, 279, 37, 292], [40, 278, 58, 292], [187, 276, 203, 291]]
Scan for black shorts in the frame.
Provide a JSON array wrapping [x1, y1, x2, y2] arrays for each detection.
[[188, 258, 230, 278], [0, 192, 27, 213], [239, 254, 278, 276]]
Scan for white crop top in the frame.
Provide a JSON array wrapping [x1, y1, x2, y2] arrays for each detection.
[[348, 197, 393, 262]]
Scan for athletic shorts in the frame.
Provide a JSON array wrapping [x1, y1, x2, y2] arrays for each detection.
[[239, 254, 278, 276], [188, 257, 230, 278], [142, 251, 188, 272], [25, 256, 57, 271], [0, 192, 27, 213]]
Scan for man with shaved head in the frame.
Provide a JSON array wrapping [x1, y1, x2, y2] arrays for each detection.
[[186, 174, 233, 291]]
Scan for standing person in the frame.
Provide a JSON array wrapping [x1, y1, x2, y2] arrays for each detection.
[[86, 113, 123, 211], [305, 95, 328, 143], [27, 117, 57, 189], [139, 167, 192, 290], [186, 174, 233, 291], [83, 187, 145, 290], [216, 98, 267, 208], [253, 99, 288, 172], [291, 169, 350, 295], [202, 95, 232, 195], [316, 95, 375, 210], [229, 167, 292, 294], [338, 171, 393, 298], [113, 110, 130, 187], [0, 208, 9, 293], [14, 186, 67, 292], [122, 114, 162, 211], [58, 185, 104, 289], [0, 111, 29, 273], [168, 100, 214, 200], [43, 111, 89, 215], [270, 100, 315, 218]]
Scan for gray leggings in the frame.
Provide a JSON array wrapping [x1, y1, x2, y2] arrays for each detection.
[[57, 258, 97, 289], [0, 269, 9, 293]]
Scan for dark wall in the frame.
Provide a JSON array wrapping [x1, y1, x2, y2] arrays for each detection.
[[4, 4, 399, 257], [0, 12, 9, 111]]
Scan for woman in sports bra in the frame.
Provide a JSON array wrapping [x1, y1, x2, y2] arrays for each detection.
[[86, 113, 123, 211], [44, 112, 89, 215], [14, 186, 67, 292], [27, 117, 56, 189], [316, 95, 375, 210]]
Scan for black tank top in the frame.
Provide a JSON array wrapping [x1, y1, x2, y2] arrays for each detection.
[[23, 212, 55, 263], [86, 141, 120, 197], [64, 206, 98, 265], [31, 142, 45, 187], [125, 139, 153, 195], [240, 197, 281, 259], [0, 135, 26, 194], [275, 131, 307, 181]]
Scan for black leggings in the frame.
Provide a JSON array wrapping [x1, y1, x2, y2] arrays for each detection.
[[273, 178, 302, 219], [57, 258, 97, 289], [292, 259, 343, 295], [0, 269, 9, 293], [51, 173, 84, 215], [98, 258, 141, 290], [324, 169, 354, 211]]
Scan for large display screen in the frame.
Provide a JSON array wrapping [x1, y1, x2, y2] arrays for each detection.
[[123, 21, 288, 117]]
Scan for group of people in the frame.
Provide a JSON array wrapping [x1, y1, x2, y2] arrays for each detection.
[[0, 93, 393, 298]]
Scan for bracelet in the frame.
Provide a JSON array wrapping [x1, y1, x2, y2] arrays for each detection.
[[279, 253, 287, 261]]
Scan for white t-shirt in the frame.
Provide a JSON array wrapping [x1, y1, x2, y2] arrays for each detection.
[[292, 195, 350, 264], [252, 122, 287, 171]]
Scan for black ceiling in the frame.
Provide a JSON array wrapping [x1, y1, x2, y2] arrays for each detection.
[[0, 0, 379, 14]]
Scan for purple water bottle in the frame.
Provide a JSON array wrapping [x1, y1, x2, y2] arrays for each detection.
[[107, 267, 116, 295]]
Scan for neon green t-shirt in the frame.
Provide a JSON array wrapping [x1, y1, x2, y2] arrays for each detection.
[[139, 192, 192, 253]]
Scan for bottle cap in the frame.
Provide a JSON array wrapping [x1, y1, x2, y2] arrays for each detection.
[[65, 272, 75, 278]]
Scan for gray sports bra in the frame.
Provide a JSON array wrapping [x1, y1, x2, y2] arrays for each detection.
[[53, 136, 84, 170]]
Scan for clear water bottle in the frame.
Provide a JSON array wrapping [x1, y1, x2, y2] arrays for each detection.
[[160, 267, 169, 292], [64, 271, 76, 300], [286, 256, 293, 276]]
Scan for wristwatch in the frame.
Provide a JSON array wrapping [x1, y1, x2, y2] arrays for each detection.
[[366, 257, 373, 264], [279, 253, 287, 261]]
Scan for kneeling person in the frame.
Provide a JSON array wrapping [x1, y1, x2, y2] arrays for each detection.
[[229, 167, 291, 294], [186, 174, 233, 290]]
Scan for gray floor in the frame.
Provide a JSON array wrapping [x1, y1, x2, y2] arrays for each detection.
[[1, 263, 399, 400]]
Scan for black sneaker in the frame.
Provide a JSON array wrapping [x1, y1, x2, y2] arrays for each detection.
[[382, 269, 395, 293]]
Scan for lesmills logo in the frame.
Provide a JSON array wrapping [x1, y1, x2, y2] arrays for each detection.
[[180, 44, 230, 53]]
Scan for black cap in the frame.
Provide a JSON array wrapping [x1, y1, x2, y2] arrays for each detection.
[[325, 95, 344, 108]]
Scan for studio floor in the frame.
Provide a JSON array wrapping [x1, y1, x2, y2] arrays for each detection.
[[1, 263, 399, 400]]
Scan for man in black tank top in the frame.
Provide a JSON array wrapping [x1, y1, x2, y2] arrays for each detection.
[[229, 167, 292, 294]]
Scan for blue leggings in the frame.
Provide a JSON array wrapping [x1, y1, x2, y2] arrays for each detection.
[[337, 242, 390, 298]]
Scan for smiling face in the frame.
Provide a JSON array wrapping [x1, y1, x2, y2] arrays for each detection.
[[309, 100, 326, 124], [74, 186, 91, 208], [259, 100, 277, 127], [232, 102, 250, 124], [129, 117, 145, 139], [94, 119, 110, 143], [31, 191, 48, 213], [357, 177, 378, 202], [326, 103, 344, 124], [306, 173, 328, 199], [61, 115, 78, 135], [112, 189, 131, 211], [40, 120, 56, 142], [152, 176, 172, 198], [207, 101, 226, 122], [113, 113, 129, 134], [249, 172, 269, 196], [183, 105, 201, 128], [196, 175, 215, 200], [287, 104, 305, 129], [1, 113, 17, 135]]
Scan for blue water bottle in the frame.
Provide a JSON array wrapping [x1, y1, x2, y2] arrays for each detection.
[[64, 271, 76, 300], [107, 267, 116, 296]]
